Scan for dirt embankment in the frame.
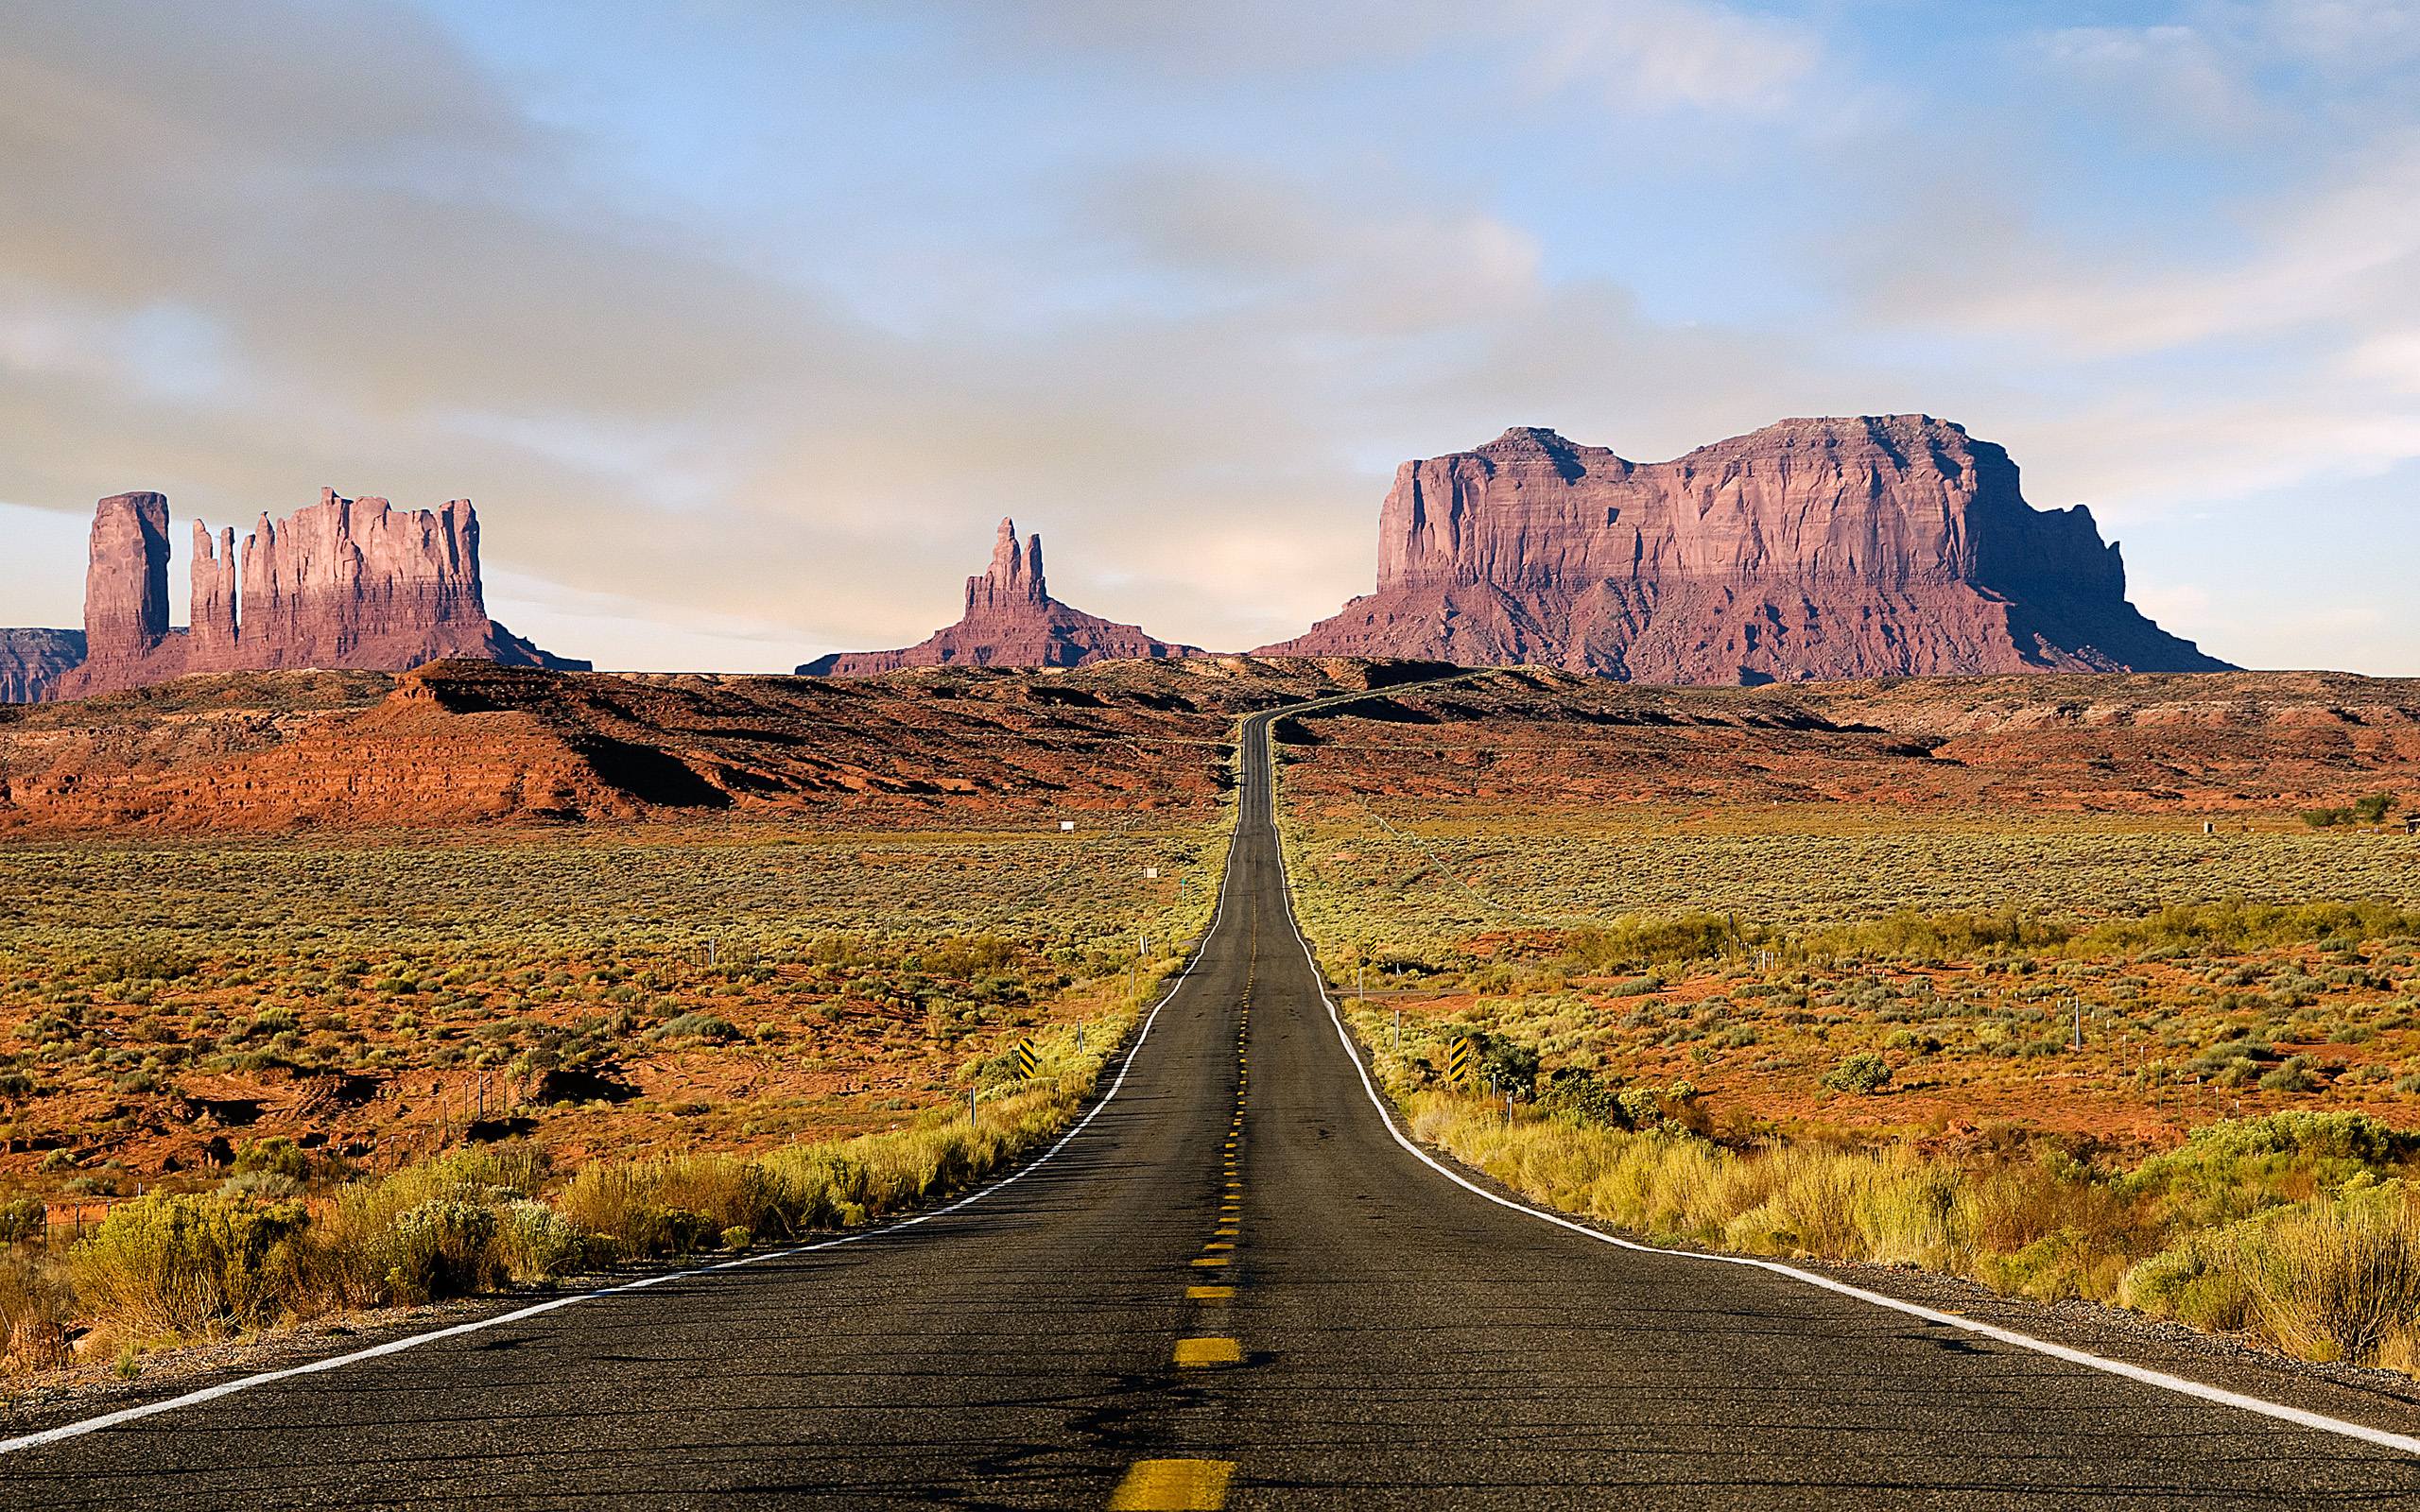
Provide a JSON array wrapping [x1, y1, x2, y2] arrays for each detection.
[[1272, 668, 2420, 814], [0, 656, 1441, 832], [5, 661, 2417, 831]]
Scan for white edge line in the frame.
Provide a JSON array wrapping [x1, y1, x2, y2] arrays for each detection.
[[0, 801, 1250, 1459], [1253, 713, 2420, 1460]]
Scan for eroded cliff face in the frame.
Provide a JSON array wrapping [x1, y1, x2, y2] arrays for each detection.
[[0, 630, 87, 704], [801, 517, 1199, 675], [1265, 416, 2229, 682], [44, 490, 585, 699], [81, 492, 171, 666]]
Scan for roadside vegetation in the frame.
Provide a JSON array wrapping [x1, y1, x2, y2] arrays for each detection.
[[1381, 1057, 2420, 1370], [1276, 757, 2420, 1374], [0, 809, 1234, 1382], [0, 822, 1226, 1199], [2, 1033, 1116, 1375]]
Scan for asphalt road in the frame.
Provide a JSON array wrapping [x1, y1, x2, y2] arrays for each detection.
[[9, 704, 2420, 1507]]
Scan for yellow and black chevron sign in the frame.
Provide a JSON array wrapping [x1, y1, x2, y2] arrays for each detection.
[[1014, 1040, 1040, 1080], [1444, 1036, 1474, 1085]]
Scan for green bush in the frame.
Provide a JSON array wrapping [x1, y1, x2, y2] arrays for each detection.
[[2119, 1228, 2262, 1333], [494, 1200, 584, 1282], [1823, 1052, 1892, 1095], [68, 1194, 312, 1338], [651, 1012, 740, 1043], [2257, 1192, 2420, 1364], [2259, 1057, 2321, 1094], [0, 1197, 47, 1245], [233, 1137, 308, 1180], [377, 1200, 502, 1303], [1542, 1067, 1626, 1128]]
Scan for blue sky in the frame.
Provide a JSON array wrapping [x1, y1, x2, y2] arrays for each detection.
[[2, 0, 2415, 671]]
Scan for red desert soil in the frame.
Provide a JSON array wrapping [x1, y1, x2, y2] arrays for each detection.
[[0, 656, 1434, 832], [6, 662, 2417, 832], [1270, 667, 2420, 815]]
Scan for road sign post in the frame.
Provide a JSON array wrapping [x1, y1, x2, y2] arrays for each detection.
[[1445, 1036, 1474, 1088]]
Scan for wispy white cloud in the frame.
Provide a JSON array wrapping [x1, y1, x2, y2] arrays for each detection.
[[2, 0, 2417, 676], [2032, 24, 2272, 136], [1530, 0, 1822, 114]]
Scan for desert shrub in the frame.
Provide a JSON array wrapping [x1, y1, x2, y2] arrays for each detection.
[[313, 1143, 547, 1306], [2259, 1056, 2322, 1093], [233, 1137, 308, 1181], [2255, 1190, 2420, 1365], [0, 1253, 72, 1371], [377, 1200, 503, 1303], [1806, 909, 2068, 962], [1975, 1226, 2128, 1304], [651, 1012, 740, 1043], [2126, 1111, 2420, 1221], [2120, 1228, 2263, 1334], [216, 1169, 302, 1202], [1541, 1067, 1626, 1128], [1478, 1035, 1541, 1095], [68, 1193, 313, 1338], [2083, 902, 2420, 956], [0, 1196, 48, 1244], [1562, 915, 1738, 971], [1823, 1052, 1892, 1095], [494, 1200, 584, 1282], [93, 950, 197, 984]]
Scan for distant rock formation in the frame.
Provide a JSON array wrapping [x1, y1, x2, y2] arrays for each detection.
[[0, 629, 87, 703], [800, 518, 1199, 675], [1262, 416, 2231, 682], [43, 489, 586, 700]]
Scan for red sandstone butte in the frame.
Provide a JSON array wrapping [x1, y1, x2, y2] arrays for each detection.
[[0, 630, 87, 704], [800, 518, 1199, 675], [1261, 416, 2231, 682], [46, 489, 586, 700]]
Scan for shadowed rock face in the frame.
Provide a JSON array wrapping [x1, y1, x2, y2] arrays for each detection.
[[1262, 416, 2231, 682], [45, 490, 586, 699], [82, 492, 172, 666], [0, 629, 87, 703], [800, 517, 1199, 675]]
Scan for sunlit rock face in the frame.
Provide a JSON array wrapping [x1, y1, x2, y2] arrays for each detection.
[[800, 518, 1200, 675], [1263, 416, 2229, 683], [45, 489, 585, 700]]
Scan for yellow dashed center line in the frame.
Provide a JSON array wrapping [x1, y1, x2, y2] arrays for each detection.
[[1187, 1284, 1235, 1301], [1173, 1336, 1242, 1367], [1109, 1458, 1233, 1510]]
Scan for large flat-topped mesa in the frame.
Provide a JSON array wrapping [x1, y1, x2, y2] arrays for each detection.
[[800, 517, 1200, 675], [1263, 416, 2230, 682], [43, 490, 586, 700]]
